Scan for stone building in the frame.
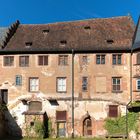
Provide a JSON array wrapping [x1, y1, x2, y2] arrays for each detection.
[[0, 16, 135, 137], [131, 17, 140, 102]]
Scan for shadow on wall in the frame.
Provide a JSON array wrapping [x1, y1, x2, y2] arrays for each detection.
[[1, 106, 22, 139]]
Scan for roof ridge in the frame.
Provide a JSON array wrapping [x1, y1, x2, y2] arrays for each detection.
[[20, 15, 131, 26]]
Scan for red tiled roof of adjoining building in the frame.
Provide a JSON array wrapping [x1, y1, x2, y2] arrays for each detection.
[[1, 16, 135, 53]]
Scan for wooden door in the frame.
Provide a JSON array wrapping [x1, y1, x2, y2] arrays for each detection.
[[83, 118, 92, 136]]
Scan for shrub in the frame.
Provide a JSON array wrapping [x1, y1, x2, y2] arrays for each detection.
[[105, 112, 139, 135], [34, 121, 45, 138]]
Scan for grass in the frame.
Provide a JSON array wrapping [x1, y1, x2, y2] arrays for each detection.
[[22, 139, 128, 140], [1, 137, 130, 140]]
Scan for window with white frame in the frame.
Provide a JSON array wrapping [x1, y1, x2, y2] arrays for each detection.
[[57, 77, 66, 92], [15, 75, 22, 86], [137, 79, 140, 90], [112, 77, 121, 92], [29, 77, 39, 92]]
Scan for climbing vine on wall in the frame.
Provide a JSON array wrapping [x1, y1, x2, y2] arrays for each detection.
[[105, 112, 139, 135]]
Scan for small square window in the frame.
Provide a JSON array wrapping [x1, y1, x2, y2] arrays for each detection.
[[25, 42, 32, 48], [96, 55, 105, 64], [58, 55, 68, 66], [19, 56, 29, 67], [3, 56, 14, 66], [112, 54, 122, 65], [38, 55, 48, 66]]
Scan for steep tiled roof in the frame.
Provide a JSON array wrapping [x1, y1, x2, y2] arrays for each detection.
[[0, 27, 8, 46], [1, 16, 135, 53], [132, 16, 140, 51]]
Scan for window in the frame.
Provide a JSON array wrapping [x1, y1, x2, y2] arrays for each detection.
[[19, 56, 29, 67], [82, 77, 88, 92], [109, 105, 118, 117], [3, 56, 14, 66], [96, 55, 105, 64], [29, 77, 39, 92], [0, 89, 8, 104], [82, 56, 88, 65], [112, 77, 121, 92], [106, 39, 114, 44], [56, 111, 67, 137], [29, 101, 42, 112], [42, 29, 49, 34], [137, 53, 140, 64], [38, 55, 48, 66], [137, 79, 140, 90], [25, 42, 32, 48], [56, 111, 67, 121], [15, 75, 22, 86], [58, 55, 68, 65], [112, 54, 122, 65], [84, 26, 91, 30], [60, 40, 67, 46], [57, 77, 66, 92]]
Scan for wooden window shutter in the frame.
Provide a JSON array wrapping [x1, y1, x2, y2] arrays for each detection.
[[38, 56, 43, 65], [109, 105, 118, 117], [137, 53, 140, 64], [56, 111, 67, 121], [44, 56, 48, 65]]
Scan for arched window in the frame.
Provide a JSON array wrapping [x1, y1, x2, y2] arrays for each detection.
[[137, 53, 140, 64], [28, 101, 42, 112]]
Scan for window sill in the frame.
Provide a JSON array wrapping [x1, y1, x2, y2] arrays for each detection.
[[133, 90, 140, 92], [58, 65, 69, 66], [57, 91, 67, 93], [29, 91, 39, 93], [19, 66, 29, 67], [133, 64, 140, 66], [82, 90, 88, 92], [112, 90, 123, 93], [112, 64, 122, 66]]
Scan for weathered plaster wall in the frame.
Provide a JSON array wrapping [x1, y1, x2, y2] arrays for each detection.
[[0, 53, 130, 137]]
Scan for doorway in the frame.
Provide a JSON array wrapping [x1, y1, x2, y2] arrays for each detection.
[[83, 118, 92, 136], [57, 122, 66, 137]]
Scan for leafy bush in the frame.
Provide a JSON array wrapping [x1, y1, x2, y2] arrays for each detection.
[[34, 121, 45, 138], [105, 112, 139, 135]]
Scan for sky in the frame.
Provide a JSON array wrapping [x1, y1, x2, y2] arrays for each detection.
[[0, 0, 140, 26]]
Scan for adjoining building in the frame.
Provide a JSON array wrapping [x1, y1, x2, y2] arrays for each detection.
[[0, 16, 135, 137]]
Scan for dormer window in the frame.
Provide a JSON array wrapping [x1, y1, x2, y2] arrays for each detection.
[[42, 29, 49, 35], [25, 42, 32, 48], [84, 26, 91, 30], [60, 40, 67, 46], [106, 39, 114, 44]]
